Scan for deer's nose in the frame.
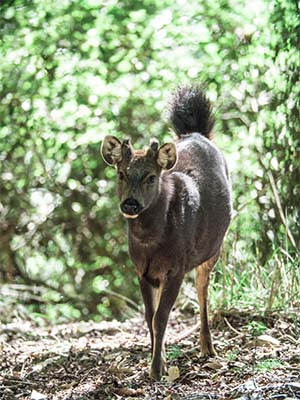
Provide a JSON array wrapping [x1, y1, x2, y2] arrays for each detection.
[[121, 198, 142, 216]]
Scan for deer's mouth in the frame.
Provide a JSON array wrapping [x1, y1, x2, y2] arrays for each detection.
[[122, 213, 140, 219]]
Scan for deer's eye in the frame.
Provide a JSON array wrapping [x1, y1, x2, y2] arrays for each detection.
[[118, 171, 125, 180], [146, 175, 156, 185]]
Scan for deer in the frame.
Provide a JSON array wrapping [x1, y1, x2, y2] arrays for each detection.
[[101, 85, 232, 380]]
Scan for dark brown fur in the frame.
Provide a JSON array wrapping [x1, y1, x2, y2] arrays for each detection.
[[101, 86, 232, 380]]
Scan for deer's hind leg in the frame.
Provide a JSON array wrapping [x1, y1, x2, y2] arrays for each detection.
[[195, 252, 219, 357]]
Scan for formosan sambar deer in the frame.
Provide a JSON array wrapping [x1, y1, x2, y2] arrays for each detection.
[[101, 85, 232, 380]]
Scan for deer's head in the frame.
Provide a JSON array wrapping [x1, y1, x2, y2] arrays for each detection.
[[101, 136, 177, 219]]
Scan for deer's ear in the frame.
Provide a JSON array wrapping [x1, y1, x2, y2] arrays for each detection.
[[157, 143, 177, 170], [101, 136, 122, 166]]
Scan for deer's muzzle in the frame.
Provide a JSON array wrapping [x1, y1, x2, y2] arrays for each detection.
[[120, 198, 143, 218]]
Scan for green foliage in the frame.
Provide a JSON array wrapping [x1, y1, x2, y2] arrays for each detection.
[[0, 0, 299, 323], [255, 358, 284, 372], [247, 321, 268, 337], [167, 345, 184, 361], [225, 350, 239, 362]]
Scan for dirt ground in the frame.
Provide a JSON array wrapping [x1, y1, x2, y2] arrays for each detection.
[[0, 309, 299, 399]]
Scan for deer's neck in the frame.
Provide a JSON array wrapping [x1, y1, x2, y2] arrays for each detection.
[[127, 175, 174, 246]]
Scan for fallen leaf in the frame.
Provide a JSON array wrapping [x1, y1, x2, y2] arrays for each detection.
[[230, 361, 245, 369], [30, 390, 47, 400], [246, 334, 280, 348], [287, 382, 300, 391], [256, 334, 280, 346], [114, 387, 144, 397], [241, 379, 257, 391], [232, 378, 257, 395], [203, 361, 224, 370], [166, 366, 180, 383]]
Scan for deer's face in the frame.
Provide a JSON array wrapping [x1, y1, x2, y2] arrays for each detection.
[[101, 136, 177, 219]]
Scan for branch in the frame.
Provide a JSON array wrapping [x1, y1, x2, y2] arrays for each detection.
[[104, 288, 141, 313]]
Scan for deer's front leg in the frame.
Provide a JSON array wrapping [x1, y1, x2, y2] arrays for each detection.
[[139, 276, 159, 353], [150, 274, 183, 380]]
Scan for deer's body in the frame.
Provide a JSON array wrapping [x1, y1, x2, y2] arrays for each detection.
[[128, 133, 231, 279], [101, 86, 232, 380]]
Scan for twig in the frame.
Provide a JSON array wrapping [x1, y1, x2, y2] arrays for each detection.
[[221, 112, 251, 127], [266, 169, 297, 251], [104, 288, 142, 313], [168, 321, 200, 344], [223, 317, 243, 336], [221, 245, 227, 308], [258, 156, 298, 252], [267, 256, 281, 309]]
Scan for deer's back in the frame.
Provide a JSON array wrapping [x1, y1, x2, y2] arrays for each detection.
[[164, 133, 232, 271]]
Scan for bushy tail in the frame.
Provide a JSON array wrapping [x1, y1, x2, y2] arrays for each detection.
[[168, 85, 214, 140]]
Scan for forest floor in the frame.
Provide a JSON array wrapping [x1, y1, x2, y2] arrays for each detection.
[[0, 309, 299, 400]]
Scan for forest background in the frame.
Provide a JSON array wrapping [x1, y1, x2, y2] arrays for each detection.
[[0, 0, 299, 325]]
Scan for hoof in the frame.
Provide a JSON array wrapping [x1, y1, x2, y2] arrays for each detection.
[[200, 332, 217, 358], [149, 368, 162, 381], [200, 343, 217, 358], [149, 359, 167, 381]]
